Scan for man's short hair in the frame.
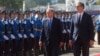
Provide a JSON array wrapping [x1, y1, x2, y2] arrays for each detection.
[[76, 2, 85, 8]]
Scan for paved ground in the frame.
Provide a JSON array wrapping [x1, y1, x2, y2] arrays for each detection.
[[40, 33, 100, 56], [62, 33, 100, 56], [39, 44, 100, 56], [61, 44, 100, 56]]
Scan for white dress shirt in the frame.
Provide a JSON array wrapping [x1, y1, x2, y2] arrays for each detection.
[[77, 12, 84, 20]]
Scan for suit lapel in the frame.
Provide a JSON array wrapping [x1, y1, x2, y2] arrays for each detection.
[[74, 14, 80, 27], [50, 18, 54, 31], [76, 14, 79, 23], [74, 14, 78, 24], [43, 19, 49, 38], [43, 18, 55, 36], [75, 12, 85, 24], [44, 19, 49, 31]]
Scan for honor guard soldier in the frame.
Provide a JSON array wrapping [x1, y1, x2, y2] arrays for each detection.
[[34, 12, 42, 56], [23, 10, 34, 56], [5, 10, 15, 56], [96, 15, 100, 45], [42, 12, 46, 22], [57, 11, 62, 21], [59, 12, 66, 54], [18, 12, 25, 56], [30, 11, 35, 55], [65, 13, 72, 53], [0, 11, 9, 56], [30, 10, 35, 20], [2, 10, 11, 56], [62, 12, 70, 53], [10, 10, 20, 56]]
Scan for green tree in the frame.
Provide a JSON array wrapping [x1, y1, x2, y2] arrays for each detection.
[[35, 0, 50, 5], [0, 0, 23, 10], [96, 0, 100, 5], [58, 0, 65, 3], [25, 0, 51, 9]]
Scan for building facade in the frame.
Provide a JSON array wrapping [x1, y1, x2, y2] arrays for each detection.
[[65, 0, 100, 11]]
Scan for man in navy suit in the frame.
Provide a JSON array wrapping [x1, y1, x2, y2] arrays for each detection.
[[39, 8, 64, 56], [69, 2, 94, 56]]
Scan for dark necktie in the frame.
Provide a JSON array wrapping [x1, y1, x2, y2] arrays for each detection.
[[48, 19, 52, 30], [78, 15, 81, 24], [46, 19, 52, 45]]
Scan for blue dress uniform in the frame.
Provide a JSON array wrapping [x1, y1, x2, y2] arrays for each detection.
[[0, 11, 10, 56], [10, 18, 20, 56], [18, 18, 25, 56], [60, 16, 72, 53], [30, 17, 35, 49], [0, 19, 7, 56], [95, 17, 100, 44], [23, 18, 31, 48], [34, 17, 42, 38], [23, 16, 34, 56], [3, 19, 11, 56], [65, 17, 72, 53], [34, 17, 42, 56], [60, 17, 67, 54], [13, 18, 19, 40]]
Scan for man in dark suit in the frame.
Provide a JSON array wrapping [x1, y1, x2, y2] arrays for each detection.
[[39, 8, 64, 56], [69, 2, 94, 56]]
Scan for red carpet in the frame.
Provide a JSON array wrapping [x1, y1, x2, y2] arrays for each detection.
[[94, 53, 100, 56], [90, 53, 100, 56]]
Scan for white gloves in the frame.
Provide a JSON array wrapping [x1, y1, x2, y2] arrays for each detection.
[[11, 34, 16, 39], [30, 33, 34, 38], [18, 33, 23, 38], [3, 35, 9, 40], [24, 34, 27, 38], [62, 29, 67, 33]]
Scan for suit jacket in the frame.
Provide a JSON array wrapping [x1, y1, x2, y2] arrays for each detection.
[[41, 17, 63, 46], [69, 12, 94, 43]]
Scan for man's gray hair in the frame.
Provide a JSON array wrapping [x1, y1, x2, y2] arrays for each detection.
[[46, 8, 54, 12]]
